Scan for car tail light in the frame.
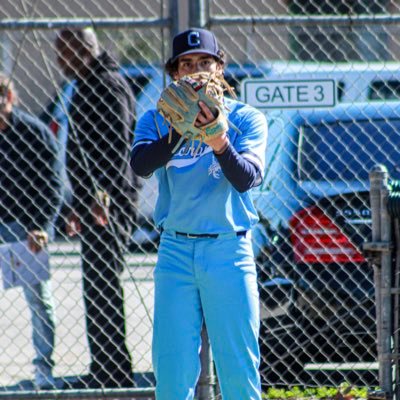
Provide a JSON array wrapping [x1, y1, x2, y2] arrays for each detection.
[[49, 120, 59, 137], [289, 205, 365, 264]]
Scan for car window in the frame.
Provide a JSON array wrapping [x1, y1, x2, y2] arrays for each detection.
[[368, 80, 400, 101], [299, 118, 400, 181], [261, 116, 285, 187]]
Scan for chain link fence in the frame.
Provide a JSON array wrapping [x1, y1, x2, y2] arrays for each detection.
[[1, 0, 400, 398]]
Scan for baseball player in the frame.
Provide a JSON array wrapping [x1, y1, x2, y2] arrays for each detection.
[[130, 28, 267, 400]]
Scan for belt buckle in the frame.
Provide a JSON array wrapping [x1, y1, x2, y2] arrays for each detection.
[[186, 233, 198, 239]]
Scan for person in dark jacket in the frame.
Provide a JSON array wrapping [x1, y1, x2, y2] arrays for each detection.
[[0, 73, 63, 389], [55, 28, 138, 389]]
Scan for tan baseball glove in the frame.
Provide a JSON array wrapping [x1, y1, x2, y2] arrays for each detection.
[[157, 72, 236, 153]]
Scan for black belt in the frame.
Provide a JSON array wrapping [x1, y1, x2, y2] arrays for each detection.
[[175, 231, 247, 239]]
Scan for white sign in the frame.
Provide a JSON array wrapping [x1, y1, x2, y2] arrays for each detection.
[[0, 241, 50, 289], [242, 78, 336, 109]]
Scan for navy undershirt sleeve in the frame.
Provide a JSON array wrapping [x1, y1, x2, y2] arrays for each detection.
[[214, 143, 261, 193], [131, 132, 261, 193], [130, 130, 181, 177]]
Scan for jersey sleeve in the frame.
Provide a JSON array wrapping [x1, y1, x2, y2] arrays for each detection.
[[231, 105, 268, 179], [132, 109, 163, 150]]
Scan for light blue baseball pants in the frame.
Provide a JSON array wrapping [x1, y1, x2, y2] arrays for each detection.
[[152, 230, 262, 400]]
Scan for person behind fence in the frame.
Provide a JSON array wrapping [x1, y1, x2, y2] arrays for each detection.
[[130, 28, 268, 400], [54, 27, 138, 389], [0, 73, 63, 389]]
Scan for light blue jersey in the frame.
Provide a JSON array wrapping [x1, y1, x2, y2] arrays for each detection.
[[133, 98, 267, 234]]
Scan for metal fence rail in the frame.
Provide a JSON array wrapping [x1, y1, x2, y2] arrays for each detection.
[[0, 388, 155, 400]]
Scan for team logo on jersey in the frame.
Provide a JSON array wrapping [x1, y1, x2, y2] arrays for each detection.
[[166, 144, 212, 169], [208, 156, 222, 179]]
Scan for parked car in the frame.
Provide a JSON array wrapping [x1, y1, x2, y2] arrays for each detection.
[[263, 61, 400, 103], [252, 101, 400, 385]]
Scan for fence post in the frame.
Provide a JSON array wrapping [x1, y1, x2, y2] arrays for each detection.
[[368, 165, 393, 399], [196, 325, 216, 400], [380, 167, 393, 399], [188, 0, 208, 28], [169, 0, 180, 38], [369, 166, 384, 383], [393, 219, 400, 400], [188, 3, 216, 396]]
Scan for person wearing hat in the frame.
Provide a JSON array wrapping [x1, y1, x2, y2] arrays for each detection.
[[131, 28, 267, 399]]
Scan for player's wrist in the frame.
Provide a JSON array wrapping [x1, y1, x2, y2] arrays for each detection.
[[213, 136, 230, 155]]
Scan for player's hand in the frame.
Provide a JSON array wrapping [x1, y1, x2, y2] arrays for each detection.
[[28, 230, 48, 253], [195, 101, 229, 153], [66, 210, 81, 236], [91, 191, 110, 227], [195, 101, 216, 127]]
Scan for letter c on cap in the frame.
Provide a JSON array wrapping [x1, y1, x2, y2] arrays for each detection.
[[188, 31, 200, 47]]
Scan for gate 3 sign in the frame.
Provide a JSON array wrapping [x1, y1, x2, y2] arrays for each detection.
[[241, 78, 336, 109]]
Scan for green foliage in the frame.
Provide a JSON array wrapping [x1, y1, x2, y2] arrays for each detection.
[[262, 384, 370, 399]]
